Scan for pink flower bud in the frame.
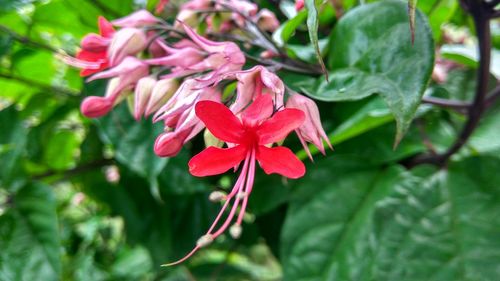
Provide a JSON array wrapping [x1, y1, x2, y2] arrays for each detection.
[[295, 0, 304, 11], [286, 94, 332, 159], [134, 77, 157, 120], [154, 131, 185, 157], [145, 79, 178, 117], [253, 9, 280, 32], [81, 33, 110, 52], [112, 10, 159, 27], [80, 96, 113, 118], [108, 28, 147, 66]]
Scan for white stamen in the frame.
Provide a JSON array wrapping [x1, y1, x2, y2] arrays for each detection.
[[229, 224, 242, 239], [196, 234, 213, 248], [209, 191, 227, 202], [236, 192, 247, 199]]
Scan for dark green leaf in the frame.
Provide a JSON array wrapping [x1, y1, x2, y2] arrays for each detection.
[[0, 106, 28, 190], [281, 156, 500, 280], [95, 103, 168, 199], [0, 182, 61, 280], [323, 0, 434, 144]]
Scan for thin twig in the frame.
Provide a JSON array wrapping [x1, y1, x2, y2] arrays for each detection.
[[0, 24, 59, 53], [421, 96, 470, 110], [408, 0, 492, 167], [0, 72, 80, 97], [484, 84, 500, 108], [32, 158, 115, 181]]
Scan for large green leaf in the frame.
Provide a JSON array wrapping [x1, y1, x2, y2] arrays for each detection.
[[0, 182, 61, 280], [281, 156, 500, 280], [316, 0, 434, 144], [0, 106, 28, 191]]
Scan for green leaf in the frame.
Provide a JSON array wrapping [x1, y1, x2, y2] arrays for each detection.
[[417, 0, 458, 40], [323, 0, 434, 144], [95, 103, 168, 199], [43, 130, 81, 171], [305, 0, 327, 79], [0, 106, 28, 190], [272, 10, 307, 46], [441, 44, 500, 79], [0, 182, 61, 280], [281, 156, 500, 280]]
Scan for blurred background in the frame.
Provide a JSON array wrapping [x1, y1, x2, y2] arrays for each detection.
[[1, 0, 500, 281]]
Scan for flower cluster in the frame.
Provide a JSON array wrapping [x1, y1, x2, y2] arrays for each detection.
[[63, 1, 331, 264]]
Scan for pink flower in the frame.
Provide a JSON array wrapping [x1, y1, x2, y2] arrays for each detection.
[[179, 22, 246, 84], [164, 94, 305, 266], [80, 57, 148, 118], [112, 10, 160, 27], [210, 65, 284, 115], [286, 94, 332, 160], [80, 77, 133, 118], [253, 9, 280, 32], [154, 85, 221, 157], [295, 0, 305, 11], [107, 28, 147, 66], [63, 16, 115, 77]]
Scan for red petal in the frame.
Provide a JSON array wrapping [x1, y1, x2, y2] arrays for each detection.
[[195, 101, 245, 143], [256, 109, 305, 145], [256, 145, 305, 179], [242, 94, 273, 127], [98, 16, 115, 38], [189, 145, 247, 177]]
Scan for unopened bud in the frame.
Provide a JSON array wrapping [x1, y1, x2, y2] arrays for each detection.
[[204, 128, 224, 148], [108, 28, 147, 66], [145, 79, 178, 116], [154, 131, 184, 157], [196, 234, 213, 247], [229, 224, 242, 239], [80, 96, 113, 118], [209, 191, 227, 202], [134, 77, 157, 120]]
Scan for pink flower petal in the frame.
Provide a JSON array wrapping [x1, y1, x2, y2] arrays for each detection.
[[256, 145, 305, 179], [189, 145, 247, 177]]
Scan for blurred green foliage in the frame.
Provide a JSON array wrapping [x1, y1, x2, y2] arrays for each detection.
[[1, 0, 499, 280]]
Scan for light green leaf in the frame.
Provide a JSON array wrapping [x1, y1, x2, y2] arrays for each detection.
[[441, 44, 500, 79], [0, 182, 61, 281], [282, 156, 500, 280], [324, 0, 434, 144], [272, 10, 307, 46]]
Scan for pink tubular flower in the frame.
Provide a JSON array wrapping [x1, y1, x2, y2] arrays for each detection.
[[178, 23, 246, 84], [81, 77, 132, 118], [213, 65, 284, 114], [154, 86, 221, 157], [64, 16, 115, 77], [81, 57, 148, 118], [164, 94, 305, 266], [286, 94, 332, 160], [134, 77, 157, 120], [112, 10, 160, 28]]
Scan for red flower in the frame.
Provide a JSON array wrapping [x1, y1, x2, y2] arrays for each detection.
[[74, 17, 115, 77], [189, 94, 306, 178], [165, 94, 305, 266]]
